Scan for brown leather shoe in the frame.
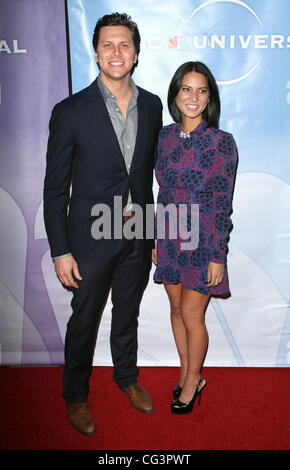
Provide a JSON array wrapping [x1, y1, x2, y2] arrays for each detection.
[[120, 383, 154, 414], [66, 402, 96, 436]]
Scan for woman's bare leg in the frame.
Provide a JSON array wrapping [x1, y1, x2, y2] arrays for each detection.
[[164, 283, 187, 387], [179, 288, 210, 403]]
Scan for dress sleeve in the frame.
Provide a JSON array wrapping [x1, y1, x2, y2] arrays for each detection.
[[154, 135, 163, 240], [211, 133, 238, 264]]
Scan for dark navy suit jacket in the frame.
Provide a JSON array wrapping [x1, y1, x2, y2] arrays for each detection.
[[43, 78, 163, 262]]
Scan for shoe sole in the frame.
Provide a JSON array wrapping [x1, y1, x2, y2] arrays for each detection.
[[131, 403, 155, 414], [70, 421, 96, 436]]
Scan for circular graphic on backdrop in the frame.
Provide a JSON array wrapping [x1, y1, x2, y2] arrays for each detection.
[[179, 0, 263, 85]]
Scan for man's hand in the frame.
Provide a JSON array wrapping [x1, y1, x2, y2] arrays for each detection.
[[54, 255, 82, 288], [206, 261, 224, 287]]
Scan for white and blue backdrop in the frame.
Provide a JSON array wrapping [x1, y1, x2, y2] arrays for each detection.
[[1, 0, 289, 367]]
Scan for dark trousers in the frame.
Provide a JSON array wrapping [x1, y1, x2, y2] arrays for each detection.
[[62, 238, 152, 403]]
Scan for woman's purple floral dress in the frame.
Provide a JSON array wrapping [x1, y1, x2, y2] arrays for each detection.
[[153, 120, 238, 297]]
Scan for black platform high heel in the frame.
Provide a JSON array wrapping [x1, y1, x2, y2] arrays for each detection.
[[173, 376, 205, 399], [173, 383, 183, 399], [171, 377, 206, 414]]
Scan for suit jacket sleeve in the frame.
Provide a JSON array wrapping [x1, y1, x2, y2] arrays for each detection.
[[43, 102, 74, 258]]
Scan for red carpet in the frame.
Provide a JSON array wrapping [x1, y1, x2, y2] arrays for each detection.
[[0, 366, 289, 452]]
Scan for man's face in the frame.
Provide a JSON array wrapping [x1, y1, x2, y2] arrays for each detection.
[[95, 25, 138, 82]]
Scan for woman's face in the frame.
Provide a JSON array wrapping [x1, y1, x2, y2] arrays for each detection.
[[175, 71, 210, 129]]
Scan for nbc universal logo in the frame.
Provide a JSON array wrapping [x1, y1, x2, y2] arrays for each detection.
[[145, 0, 290, 85], [0, 40, 27, 54]]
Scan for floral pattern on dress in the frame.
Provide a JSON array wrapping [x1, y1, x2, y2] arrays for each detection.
[[153, 120, 238, 296]]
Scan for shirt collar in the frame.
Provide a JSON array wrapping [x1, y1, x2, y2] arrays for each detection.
[[97, 75, 139, 102]]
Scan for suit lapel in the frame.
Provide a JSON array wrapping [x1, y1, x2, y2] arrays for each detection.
[[86, 80, 148, 174], [87, 79, 125, 170], [129, 88, 146, 174]]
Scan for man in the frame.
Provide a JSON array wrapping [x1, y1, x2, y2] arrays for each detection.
[[43, 13, 162, 436]]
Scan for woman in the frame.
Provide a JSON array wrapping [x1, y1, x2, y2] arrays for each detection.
[[152, 62, 238, 414]]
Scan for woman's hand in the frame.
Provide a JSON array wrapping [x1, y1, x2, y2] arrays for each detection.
[[152, 240, 157, 265], [206, 261, 224, 287]]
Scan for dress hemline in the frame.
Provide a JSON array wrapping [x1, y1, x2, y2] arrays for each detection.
[[153, 278, 231, 298]]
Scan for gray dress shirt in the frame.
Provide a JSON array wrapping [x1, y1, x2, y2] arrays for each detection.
[[53, 75, 139, 261]]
